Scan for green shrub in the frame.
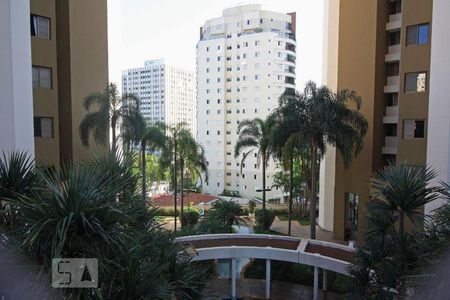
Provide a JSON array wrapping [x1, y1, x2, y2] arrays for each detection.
[[157, 208, 176, 216], [181, 208, 200, 227], [332, 274, 352, 294], [255, 209, 275, 230]]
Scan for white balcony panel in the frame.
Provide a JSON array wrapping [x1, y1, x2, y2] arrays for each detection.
[[382, 136, 398, 154], [384, 76, 400, 93], [386, 13, 402, 31]]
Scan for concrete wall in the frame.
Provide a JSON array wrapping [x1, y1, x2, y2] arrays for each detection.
[[0, 0, 35, 156], [426, 0, 450, 213]]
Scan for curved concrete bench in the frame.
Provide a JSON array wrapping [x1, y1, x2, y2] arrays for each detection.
[[175, 234, 356, 300]]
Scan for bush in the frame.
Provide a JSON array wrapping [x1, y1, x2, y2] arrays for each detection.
[[219, 189, 241, 197], [255, 209, 275, 230], [181, 208, 200, 227], [332, 274, 352, 294], [157, 207, 176, 216]]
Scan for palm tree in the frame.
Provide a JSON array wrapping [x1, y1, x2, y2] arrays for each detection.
[[162, 123, 208, 230], [235, 117, 275, 229], [369, 165, 440, 253], [0, 151, 37, 228], [79, 83, 140, 150], [209, 199, 243, 233], [138, 122, 166, 201], [272, 82, 368, 239]]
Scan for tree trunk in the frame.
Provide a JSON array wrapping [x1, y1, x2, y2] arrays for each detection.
[[262, 153, 267, 229], [180, 158, 185, 229], [310, 143, 318, 239], [141, 141, 147, 202], [111, 119, 117, 151], [288, 155, 294, 236], [173, 140, 177, 233]]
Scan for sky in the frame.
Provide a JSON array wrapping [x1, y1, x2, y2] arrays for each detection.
[[108, 0, 324, 91]]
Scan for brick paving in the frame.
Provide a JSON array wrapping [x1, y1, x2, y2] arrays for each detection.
[[269, 217, 346, 245]]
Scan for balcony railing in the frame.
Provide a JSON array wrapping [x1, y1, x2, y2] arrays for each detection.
[[385, 44, 401, 62], [382, 136, 398, 154], [386, 13, 402, 31], [383, 106, 399, 124]]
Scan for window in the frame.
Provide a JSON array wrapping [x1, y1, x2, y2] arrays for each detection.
[[217, 56, 221, 61], [206, 130, 210, 135], [255, 40, 260, 46], [217, 45, 221, 50], [206, 47, 210, 52], [405, 72, 426, 93], [206, 79, 210, 83], [206, 57, 210, 62], [206, 68, 210, 73], [217, 109, 222, 114], [407, 24, 429, 45], [255, 52, 260, 57], [345, 192, 359, 239], [255, 75, 260, 80], [254, 175, 257, 180], [247, 20, 250, 25], [206, 110, 210, 115], [244, 42, 248, 47], [403, 120, 425, 139], [31, 15, 50, 39], [34, 117, 53, 138], [32, 66, 52, 88], [217, 130, 221, 135]]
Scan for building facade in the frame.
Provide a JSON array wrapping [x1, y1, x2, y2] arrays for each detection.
[[426, 0, 450, 213], [31, 0, 109, 167], [0, 0, 35, 156], [122, 59, 196, 134], [1, 0, 109, 166], [320, 0, 433, 242], [196, 4, 296, 198]]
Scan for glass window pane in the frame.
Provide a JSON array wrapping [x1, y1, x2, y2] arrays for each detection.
[[418, 24, 429, 44], [32, 67, 39, 87], [40, 118, 53, 138], [414, 121, 425, 138], [39, 67, 51, 88], [403, 120, 415, 139], [37, 16, 50, 39], [406, 25, 418, 45], [416, 72, 426, 92], [30, 15, 37, 36], [405, 73, 417, 92]]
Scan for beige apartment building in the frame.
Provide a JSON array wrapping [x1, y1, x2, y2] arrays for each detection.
[[320, 0, 433, 242], [31, 0, 108, 167]]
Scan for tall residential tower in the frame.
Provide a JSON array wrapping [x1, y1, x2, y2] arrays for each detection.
[[122, 59, 196, 134], [320, 0, 434, 242], [196, 5, 296, 198]]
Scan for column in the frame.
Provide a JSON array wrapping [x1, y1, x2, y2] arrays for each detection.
[[313, 266, 319, 300], [0, 0, 35, 156], [323, 269, 328, 292], [231, 258, 236, 299], [265, 259, 271, 299]]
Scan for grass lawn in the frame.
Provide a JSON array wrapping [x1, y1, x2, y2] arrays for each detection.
[[277, 214, 311, 226]]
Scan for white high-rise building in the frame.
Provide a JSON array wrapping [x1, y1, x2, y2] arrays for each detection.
[[122, 59, 196, 133], [196, 5, 296, 198]]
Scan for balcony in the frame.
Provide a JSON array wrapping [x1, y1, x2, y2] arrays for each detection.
[[386, 13, 402, 31], [384, 76, 400, 93], [385, 44, 400, 62], [383, 105, 399, 124], [382, 136, 398, 155]]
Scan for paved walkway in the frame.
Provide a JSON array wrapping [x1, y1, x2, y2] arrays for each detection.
[[204, 278, 342, 300], [270, 217, 345, 245]]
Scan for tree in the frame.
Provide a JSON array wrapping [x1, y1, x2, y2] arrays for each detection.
[[369, 165, 440, 253], [162, 124, 208, 230], [79, 83, 140, 150], [5, 150, 213, 299], [0, 151, 38, 228], [235, 117, 275, 229], [272, 82, 368, 239], [138, 122, 166, 201], [208, 199, 243, 233]]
